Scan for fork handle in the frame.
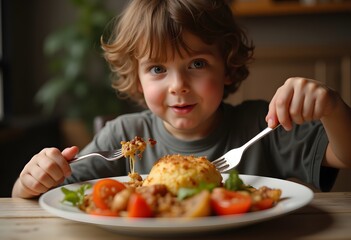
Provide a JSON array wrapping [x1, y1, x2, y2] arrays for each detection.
[[68, 153, 99, 164], [242, 124, 281, 149]]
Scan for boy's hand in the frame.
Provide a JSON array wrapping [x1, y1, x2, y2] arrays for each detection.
[[266, 77, 337, 131], [13, 146, 79, 198]]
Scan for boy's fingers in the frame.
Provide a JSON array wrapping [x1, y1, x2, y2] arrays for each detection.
[[289, 89, 304, 124], [36, 159, 64, 183], [272, 85, 295, 131], [42, 148, 72, 178], [276, 94, 293, 130], [266, 95, 279, 128], [19, 172, 47, 196], [302, 97, 315, 121], [30, 164, 57, 188]]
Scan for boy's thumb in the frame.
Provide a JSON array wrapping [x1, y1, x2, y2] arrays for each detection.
[[265, 113, 279, 128], [62, 146, 79, 161]]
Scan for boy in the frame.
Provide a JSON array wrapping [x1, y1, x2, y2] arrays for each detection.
[[12, 0, 351, 198]]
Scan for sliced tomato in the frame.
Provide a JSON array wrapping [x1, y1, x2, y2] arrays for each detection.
[[127, 193, 153, 218], [210, 188, 251, 215], [92, 179, 126, 210], [252, 198, 274, 211]]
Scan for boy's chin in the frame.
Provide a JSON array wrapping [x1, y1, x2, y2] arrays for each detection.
[[163, 119, 212, 139]]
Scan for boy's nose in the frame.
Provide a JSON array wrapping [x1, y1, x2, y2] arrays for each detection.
[[169, 72, 190, 95]]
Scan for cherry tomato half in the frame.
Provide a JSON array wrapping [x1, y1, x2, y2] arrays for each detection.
[[210, 188, 251, 215], [252, 198, 274, 211], [92, 179, 126, 210], [127, 193, 153, 218]]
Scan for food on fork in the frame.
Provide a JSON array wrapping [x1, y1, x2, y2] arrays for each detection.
[[120, 136, 156, 175], [61, 137, 281, 218]]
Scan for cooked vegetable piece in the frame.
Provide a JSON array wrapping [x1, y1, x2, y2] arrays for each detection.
[[92, 179, 126, 210], [111, 188, 134, 212], [210, 188, 252, 215], [252, 198, 274, 211], [224, 170, 247, 191], [127, 192, 153, 218], [61, 184, 91, 206], [182, 190, 212, 217], [177, 182, 216, 200]]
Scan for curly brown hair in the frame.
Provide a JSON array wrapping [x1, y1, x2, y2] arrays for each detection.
[[102, 0, 254, 106]]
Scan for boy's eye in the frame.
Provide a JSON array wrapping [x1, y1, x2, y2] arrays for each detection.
[[150, 66, 166, 74], [190, 60, 206, 69]]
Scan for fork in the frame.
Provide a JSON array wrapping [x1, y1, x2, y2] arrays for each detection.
[[68, 149, 123, 164], [212, 124, 281, 172]]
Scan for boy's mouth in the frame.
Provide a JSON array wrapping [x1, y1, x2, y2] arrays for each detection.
[[171, 104, 196, 114]]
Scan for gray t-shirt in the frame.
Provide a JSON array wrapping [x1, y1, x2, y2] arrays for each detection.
[[65, 100, 337, 191]]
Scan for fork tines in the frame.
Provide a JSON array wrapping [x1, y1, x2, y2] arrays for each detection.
[[113, 149, 123, 156], [212, 158, 229, 172]]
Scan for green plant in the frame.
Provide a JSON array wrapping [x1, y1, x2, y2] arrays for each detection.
[[36, 0, 120, 130]]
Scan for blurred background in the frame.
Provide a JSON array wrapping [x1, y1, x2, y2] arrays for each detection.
[[1, 0, 350, 196]]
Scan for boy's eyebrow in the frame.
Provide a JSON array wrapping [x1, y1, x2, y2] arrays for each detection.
[[139, 58, 159, 67]]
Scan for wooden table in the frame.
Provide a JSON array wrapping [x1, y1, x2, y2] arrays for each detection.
[[1, 193, 351, 239]]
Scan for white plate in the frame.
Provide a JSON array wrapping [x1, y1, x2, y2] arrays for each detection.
[[39, 174, 313, 236]]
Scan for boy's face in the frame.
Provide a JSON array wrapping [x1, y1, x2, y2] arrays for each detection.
[[137, 31, 231, 140]]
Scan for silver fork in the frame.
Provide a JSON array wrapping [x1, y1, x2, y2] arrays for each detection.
[[212, 124, 281, 172], [69, 149, 123, 164]]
